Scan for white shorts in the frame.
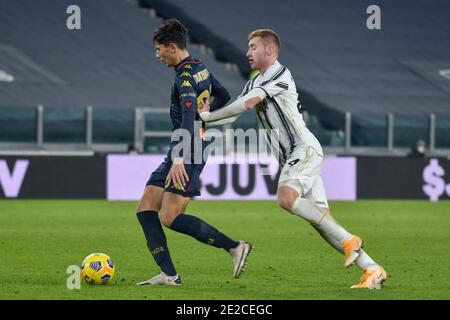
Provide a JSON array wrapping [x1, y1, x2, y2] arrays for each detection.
[[278, 146, 329, 208]]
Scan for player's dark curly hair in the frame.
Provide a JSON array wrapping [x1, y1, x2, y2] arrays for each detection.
[[153, 18, 188, 49]]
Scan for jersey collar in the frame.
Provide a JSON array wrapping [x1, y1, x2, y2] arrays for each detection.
[[175, 55, 201, 70], [260, 61, 281, 79]]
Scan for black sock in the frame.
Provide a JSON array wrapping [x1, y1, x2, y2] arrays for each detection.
[[137, 211, 177, 276], [169, 214, 239, 251]]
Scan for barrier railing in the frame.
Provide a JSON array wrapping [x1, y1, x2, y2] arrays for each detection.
[[0, 105, 449, 157]]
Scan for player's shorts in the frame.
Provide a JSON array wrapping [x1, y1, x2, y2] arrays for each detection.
[[278, 146, 329, 208], [146, 149, 205, 198]]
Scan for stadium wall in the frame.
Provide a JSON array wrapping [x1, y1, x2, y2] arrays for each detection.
[[0, 155, 449, 201]]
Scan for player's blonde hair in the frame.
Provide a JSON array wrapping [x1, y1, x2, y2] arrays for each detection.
[[248, 29, 281, 52]]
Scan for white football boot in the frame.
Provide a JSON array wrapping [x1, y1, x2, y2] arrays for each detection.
[[137, 272, 181, 286], [229, 241, 252, 278]]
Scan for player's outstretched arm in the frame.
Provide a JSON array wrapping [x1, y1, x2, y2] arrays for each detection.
[[199, 98, 238, 126], [205, 115, 239, 126], [199, 87, 267, 122]]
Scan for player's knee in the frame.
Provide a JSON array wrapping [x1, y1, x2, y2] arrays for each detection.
[[160, 210, 180, 227], [160, 213, 172, 227], [278, 194, 297, 213], [137, 193, 162, 212], [277, 186, 301, 213]]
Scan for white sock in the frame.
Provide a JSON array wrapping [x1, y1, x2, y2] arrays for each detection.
[[311, 224, 344, 254], [355, 251, 379, 270], [291, 197, 353, 244], [299, 201, 379, 271]]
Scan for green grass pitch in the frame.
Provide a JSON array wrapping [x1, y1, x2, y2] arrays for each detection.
[[0, 200, 449, 300]]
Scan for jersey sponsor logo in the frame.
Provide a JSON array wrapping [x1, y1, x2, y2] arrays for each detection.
[[181, 80, 192, 88], [193, 69, 210, 84], [255, 99, 268, 112], [197, 89, 210, 109], [180, 92, 196, 98]]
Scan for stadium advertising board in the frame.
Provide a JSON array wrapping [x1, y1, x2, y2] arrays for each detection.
[[0, 156, 106, 199], [106, 155, 357, 201], [2, 155, 447, 201], [357, 157, 450, 201]]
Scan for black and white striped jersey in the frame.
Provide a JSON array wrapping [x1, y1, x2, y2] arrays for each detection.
[[239, 61, 323, 165]]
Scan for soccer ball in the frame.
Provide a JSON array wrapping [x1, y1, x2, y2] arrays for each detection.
[[80, 253, 115, 285]]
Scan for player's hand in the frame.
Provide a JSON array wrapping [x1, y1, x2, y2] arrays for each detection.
[[198, 97, 211, 114], [169, 157, 189, 190]]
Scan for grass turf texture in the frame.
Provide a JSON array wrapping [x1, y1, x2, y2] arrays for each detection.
[[0, 200, 449, 300]]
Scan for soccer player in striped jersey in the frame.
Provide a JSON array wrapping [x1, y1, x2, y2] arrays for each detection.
[[199, 29, 387, 289]]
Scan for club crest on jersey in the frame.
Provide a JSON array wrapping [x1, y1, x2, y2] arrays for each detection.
[[185, 101, 193, 108], [256, 99, 269, 112], [181, 80, 192, 88]]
